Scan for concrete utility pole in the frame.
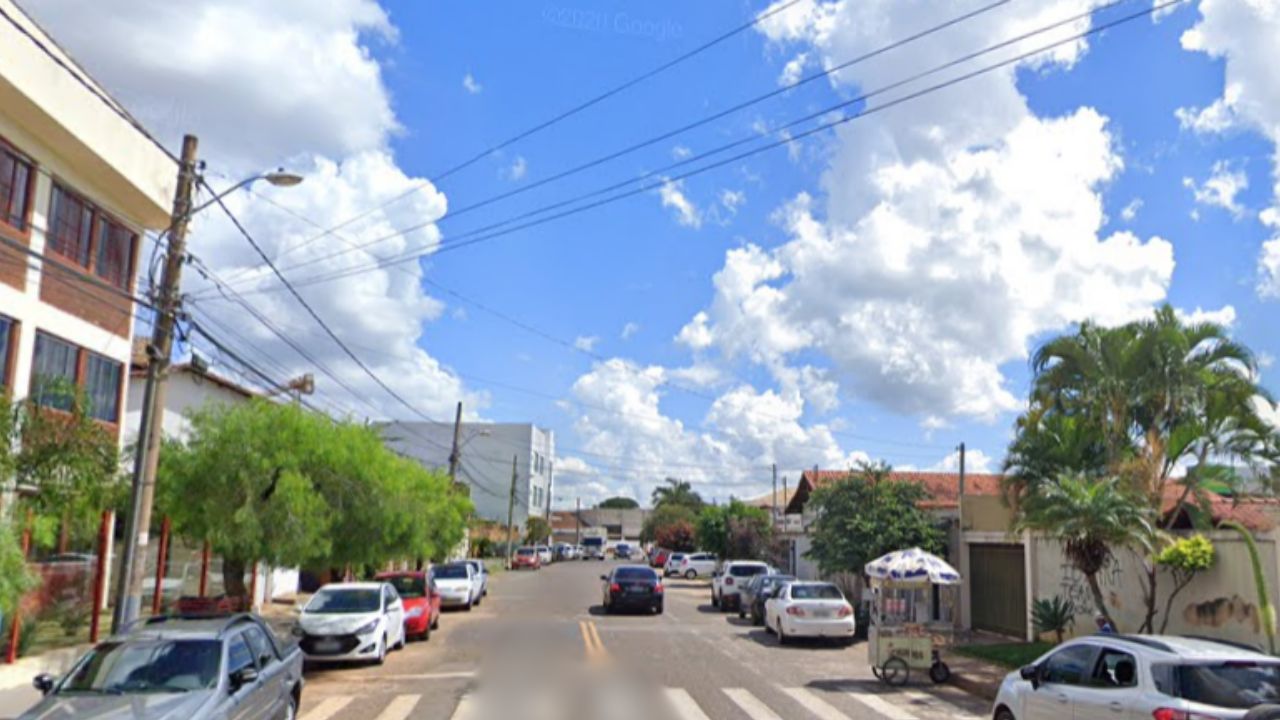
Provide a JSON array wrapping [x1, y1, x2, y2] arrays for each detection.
[[957, 441, 966, 528], [575, 497, 581, 545], [448, 401, 463, 485], [505, 454, 518, 569], [113, 134, 198, 632], [771, 463, 778, 526]]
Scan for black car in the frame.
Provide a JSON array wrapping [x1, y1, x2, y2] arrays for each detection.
[[741, 573, 796, 624], [601, 565, 664, 614]]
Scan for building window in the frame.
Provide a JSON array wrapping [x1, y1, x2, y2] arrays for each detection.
[[84, 353, 122, 422], [0, 146, 33, 231], [47, 184, 137, 289], [0, 315, 14, 388], [31, 332, 78, 411]]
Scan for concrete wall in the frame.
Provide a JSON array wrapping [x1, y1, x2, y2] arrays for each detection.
[[1029, 530, 1280, 648], [124, 368, 253, 443]]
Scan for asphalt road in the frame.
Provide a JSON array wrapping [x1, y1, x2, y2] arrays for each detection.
[[297, 559, 995, 720]]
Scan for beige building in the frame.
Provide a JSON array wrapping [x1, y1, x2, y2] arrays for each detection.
[[0, 0, 174, 447]]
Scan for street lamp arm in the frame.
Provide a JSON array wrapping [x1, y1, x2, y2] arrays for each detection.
[[188, 169, 303, 218]]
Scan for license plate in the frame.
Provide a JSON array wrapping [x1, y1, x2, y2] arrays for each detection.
[[626, 586, 648, 595], [813, 610, 834, 618], [314, 640, 341, 652]]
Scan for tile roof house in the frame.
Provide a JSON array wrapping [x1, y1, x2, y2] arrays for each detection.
[[783, 468, 1004, 516]]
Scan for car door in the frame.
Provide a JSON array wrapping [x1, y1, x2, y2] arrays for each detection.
[[226, 631, 270, 720], [1024, 643, 1099, 720], [242, 623, 286, 719], [384, 585, 405, 645], [1069, 646, 1142, 720]]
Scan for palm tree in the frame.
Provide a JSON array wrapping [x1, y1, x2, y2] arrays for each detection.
[[1015, 474, 1154, 629], [651, 478, 704, 510]]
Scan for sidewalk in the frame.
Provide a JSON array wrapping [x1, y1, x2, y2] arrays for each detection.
[[948, 652, 1008, 701], [0, 644, 88, 719]]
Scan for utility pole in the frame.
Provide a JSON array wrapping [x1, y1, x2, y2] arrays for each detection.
[[771, 463, 778, 526], [505, 454, 518, 569], [575, 497, 581, 545], [957, 441, 966, 529], [448, 401, 463, 486], [113, 134, 198, 632]]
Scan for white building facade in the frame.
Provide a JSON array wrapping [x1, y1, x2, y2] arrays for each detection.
[[380, 421, 555, 531]]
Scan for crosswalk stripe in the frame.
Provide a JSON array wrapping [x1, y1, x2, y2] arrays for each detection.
[[723, 688, 785, 720], [663, 688, 712, 720], [901, 689, 984, 719], [449, 694, 477, 720], [299, 696, 354, 720], [374, 694, 421, 720], [781, 687, 851, 720], [847, 690, 918, 720]]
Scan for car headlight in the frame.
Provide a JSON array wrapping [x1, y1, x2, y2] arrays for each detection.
[[354, 619, 380, 636], [407, 607, 425, 619]]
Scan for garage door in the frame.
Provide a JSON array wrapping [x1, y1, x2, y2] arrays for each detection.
[[969, 543, 1026, 638]]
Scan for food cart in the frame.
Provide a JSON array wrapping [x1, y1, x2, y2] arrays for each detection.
[[864, 547, 961, 686]]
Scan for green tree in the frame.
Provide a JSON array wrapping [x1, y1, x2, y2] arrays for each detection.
[[654, 520, 696, 553], [1015, 474, 1154, 629], [598, 496, 639, 509], [524, 516, 552, 544], [695, 500, 771, 560], [641, 503, 696, 546], [804, 462, 945, 578], [1155, 534, 1216, 634], [0, 523, 35, 618], [651, 478, 704, 511]]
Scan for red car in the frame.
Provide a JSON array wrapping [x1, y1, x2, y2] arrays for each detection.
[[650, 548, 670, 569], [376, 571, 441, 641], [512, 546, 542, 570]]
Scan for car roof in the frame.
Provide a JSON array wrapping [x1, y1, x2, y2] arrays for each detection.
[[725, 560, 768, 566], [119, 613, 263, 641], [318, 582, 384, 591], [613, 564, 656, 572], [1069, 634, 1272, 661]]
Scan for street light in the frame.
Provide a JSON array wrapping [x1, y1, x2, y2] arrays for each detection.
[[188, 168, 305, 216]]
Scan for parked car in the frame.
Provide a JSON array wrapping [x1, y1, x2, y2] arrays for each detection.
[[712, 561, 771, 611], [614, 542, 633, 560], [431, 562, 480, 610], [376, 571, 440, 641], [536, 545, 554, 564], [601, 565, 664, 615], [294, 582, 406, 664], [512, 546, 542, 570], [581, 537, 606, 560], [663, 553, 687, 577], [764, 581, 855, 645], [992, 635, 1280, 720], [677, 552, 718, 579], [463, 559, 489, 598], [650, 548, 670, 569], [23, 613, 303, 720], [554, 543, 576, 561], [741, 573, 796, 624]]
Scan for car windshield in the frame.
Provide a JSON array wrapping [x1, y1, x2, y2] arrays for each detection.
[[60, 640, 221, 694], [791, 584, 843, 600], [614, 568, 656, 580], [307, 588, 381, 613], [433, 565, 470, 579], [670, 554, 685, 561], [583, 539, 604, 547], [1155, 662, 1280, 709], [516, 548, 536, 556], [383, 575, 426, 598], [729, 564, 768, 577]]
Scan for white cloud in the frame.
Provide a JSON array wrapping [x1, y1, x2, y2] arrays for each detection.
[[23, 0, 483, 420], [1260, 239, 1280, 299], [1259, 352, 1275, 370], [1121, 198, 1143, 222], [462, 72, 483, 94], [931, 448, 995, 474], [672, 145, 693, 160], [1174, 305, 1237, 327], [1183, 160, 1248, 218], [573, 335, 600, 352], [676, 311, 714, 351], [505, 155, 528, 181], [667, 363, 723, 388], [720, 189, 746, 214], [1251, 396, 1280, 431], [620, 322, 640, 340], [658, 179, 702, 228], [779, 52, 809, 86]]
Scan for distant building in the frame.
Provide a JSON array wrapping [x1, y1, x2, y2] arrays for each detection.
[[379, 421, 555, 531], [549, 507, 649, 545], [124, 352, 258, 443]]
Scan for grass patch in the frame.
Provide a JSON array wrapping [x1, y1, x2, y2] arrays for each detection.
[[955, 641, 1054, 669]]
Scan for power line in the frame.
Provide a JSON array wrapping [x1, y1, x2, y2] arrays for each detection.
[[214, 0, 807, 286]]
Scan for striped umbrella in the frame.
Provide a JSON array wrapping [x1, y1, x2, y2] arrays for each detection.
[[864, 547, 961, 585]]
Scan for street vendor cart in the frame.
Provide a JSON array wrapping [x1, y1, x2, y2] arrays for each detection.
[[865, 547, 961, 686]]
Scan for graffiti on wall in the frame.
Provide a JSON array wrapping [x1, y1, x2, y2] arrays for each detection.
[[1183, 595, 1261, 634], [1058, 557, 1125, 614]]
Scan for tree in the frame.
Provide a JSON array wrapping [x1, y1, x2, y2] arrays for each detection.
[[598, 496, 639, 510], [804, 462, 945, 578], [641, 503, 696, 548], [1222, 521, 1275, 654], [651, 478, 703, 511], [1155, 534, 1216, 634], [0, 523, 34, 618], [653, 521, 696, 553], [1015, 474, 1154, 629], [1032, 596, 1076, 645], [696, 500, 771, 559], [524, 516, 552, 544]]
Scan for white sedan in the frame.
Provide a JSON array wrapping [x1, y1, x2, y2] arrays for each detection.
[[764, 582, 856, 644], [432, 562, 480, 609], [294, 582, 406, 664]]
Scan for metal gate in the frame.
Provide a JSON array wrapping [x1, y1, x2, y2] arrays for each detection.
[[969, 543, 1027, 638]]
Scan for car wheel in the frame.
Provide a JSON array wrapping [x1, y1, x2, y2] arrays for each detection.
[[431, 613, 440, 630], [654, 602, 664, 615], [374, 635, 387, 665], [993, 708, 1015, 720], [685, 570, 696, 580], [738, 606, 746, 619], [929, 661, 950, 684], [463, 597, 473, 612], [712, 592, 720, 608], [777, 619, 788, 645], [422, 620, 431, 642]]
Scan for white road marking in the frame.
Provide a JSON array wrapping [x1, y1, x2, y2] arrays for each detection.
[[847, 690, 918, 720], [723, 688, 785, 720], [901, 689, 984, 719], [663, 688, 712, 720], [373, 694, 421, 720], [449, 694, 477, 720], [338, 671, 476, 681], [299, 696, 353, 720], [781, 687, 851, 720]]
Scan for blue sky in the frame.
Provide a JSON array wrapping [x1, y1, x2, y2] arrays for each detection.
[[30, 0, 1280, 506]]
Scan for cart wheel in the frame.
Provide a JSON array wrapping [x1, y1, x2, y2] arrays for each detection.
[[881, 657, 909, 687], [929, 661, 951, 684]]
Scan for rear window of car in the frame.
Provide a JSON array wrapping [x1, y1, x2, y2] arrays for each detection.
[[516, 548, 536, 556], [383, 575, 425, 598], [614, 568, 656, 580], [669, 554, 685, 561], [583, 538, 604, 547], [791, 584, 843, 600], [433, 565, 470, 579], [729, 564, 768, 577], [1153, 662, 1280, 708]]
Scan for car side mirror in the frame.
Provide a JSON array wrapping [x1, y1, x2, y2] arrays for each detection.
[[230, 666, 259, 692], [1019, 664, 1040, 689], [33, 673, 55, 695]]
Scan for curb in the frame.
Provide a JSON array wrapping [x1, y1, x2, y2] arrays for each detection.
[[950, 669, 1001, 702]]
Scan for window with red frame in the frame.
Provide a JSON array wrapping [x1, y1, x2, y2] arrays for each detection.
[[0, 315, 14, 389], [0, 146, 33, 231], [46, 184, 137, 290]]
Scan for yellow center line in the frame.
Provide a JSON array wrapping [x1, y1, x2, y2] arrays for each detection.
[[579, 620, 608, 663]]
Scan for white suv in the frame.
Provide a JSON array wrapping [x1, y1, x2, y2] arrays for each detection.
[[993, 635, 1280, 720], [711, 561, 770, 611], [677, 552, 718, 579]]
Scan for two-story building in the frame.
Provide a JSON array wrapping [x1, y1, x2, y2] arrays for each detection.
[[0, 0, 174, 452]]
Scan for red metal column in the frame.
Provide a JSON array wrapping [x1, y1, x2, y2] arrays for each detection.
[[89, 511, 113, 642], [5, 518, 33, 663], [150, 517, 171, 616], [198, 541, 211, 597]]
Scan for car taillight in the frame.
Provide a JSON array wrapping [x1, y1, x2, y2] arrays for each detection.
[[725, 577, 735, 586], [1152, 710, 1222, 720], [654, 583, 664, 593], [786, 606, 805, 617], [837, 605, 853, 617], [610, 583, 622, 593]]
